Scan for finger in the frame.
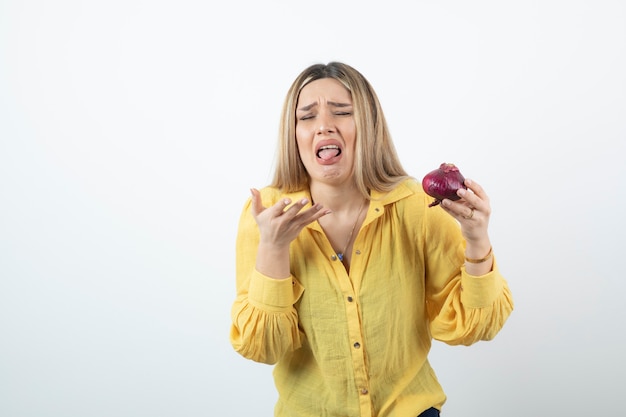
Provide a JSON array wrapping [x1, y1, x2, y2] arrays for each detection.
[[272, 196, 330, 226], [249, 188, 266, 217], [298, 202, 332, 224], [456, 188, 479, 209], [462, 206, 476, 220], [282, 198, 329, 223], [441, 199, 469, 219], [251, 188, 290, 218], [282, 198, 310, 216], [271, 198, 293, 217], [462, 178, 489, 203], [456, 189, 485, 214]]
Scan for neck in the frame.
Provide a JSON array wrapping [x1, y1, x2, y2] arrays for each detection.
[[309, 182, 366, 213]]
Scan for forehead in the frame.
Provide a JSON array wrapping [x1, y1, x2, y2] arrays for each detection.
[[297, 78, 352, 105]]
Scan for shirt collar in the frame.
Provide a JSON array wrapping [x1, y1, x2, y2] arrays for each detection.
[[297, 179, 415, 232]]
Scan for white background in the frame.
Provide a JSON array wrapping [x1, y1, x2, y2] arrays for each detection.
[[1, 1, 625, 416]]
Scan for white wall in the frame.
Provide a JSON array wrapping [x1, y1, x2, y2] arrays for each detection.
[[1, 1, 625, 415]]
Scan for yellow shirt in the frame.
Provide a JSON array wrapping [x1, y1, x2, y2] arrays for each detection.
[[230, 179, 514, 417]]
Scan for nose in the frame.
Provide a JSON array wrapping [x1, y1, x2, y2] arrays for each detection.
[[317, 125, 334, 134], [317, 116, 335, 134]]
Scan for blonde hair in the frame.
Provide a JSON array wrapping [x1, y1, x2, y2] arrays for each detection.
[[271, 62, 409, 198]]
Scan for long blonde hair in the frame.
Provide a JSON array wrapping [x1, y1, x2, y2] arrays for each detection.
[[271, 62, 409, 198]]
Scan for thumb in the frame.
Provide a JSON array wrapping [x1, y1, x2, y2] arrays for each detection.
[[249, 188, 264, 217]]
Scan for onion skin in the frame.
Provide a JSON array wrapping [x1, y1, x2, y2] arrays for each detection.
[[422, 162, 467, 207]]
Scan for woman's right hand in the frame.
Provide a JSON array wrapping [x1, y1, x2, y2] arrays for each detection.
[[250, 188, 331, 278]]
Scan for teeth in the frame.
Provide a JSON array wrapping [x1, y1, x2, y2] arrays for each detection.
[[316, 144, 341, 159]]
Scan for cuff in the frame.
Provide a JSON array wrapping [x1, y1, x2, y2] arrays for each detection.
[[248, 270, 304, 313], [460, 258, 504, 308]]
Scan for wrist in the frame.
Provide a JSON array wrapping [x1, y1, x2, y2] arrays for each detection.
[[465, 246, 493, 264]]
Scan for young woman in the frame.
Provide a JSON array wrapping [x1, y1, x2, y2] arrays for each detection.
[[230, 62, 513, 417]]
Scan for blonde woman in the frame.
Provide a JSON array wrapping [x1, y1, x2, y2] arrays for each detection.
[[230, 62, 513, 417]]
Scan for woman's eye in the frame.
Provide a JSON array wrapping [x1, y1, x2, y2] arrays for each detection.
[[335, 111, 352, 116], [299, 114, 315, 121]]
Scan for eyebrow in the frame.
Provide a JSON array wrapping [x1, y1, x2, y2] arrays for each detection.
[[297, 101, 352, 112]]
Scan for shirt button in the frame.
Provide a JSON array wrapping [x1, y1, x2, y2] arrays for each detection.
[[355, 250, 361, 255], [353, 342, 361, 349], [331, 255, 337, 261], [375, 208, 380, 212], [360, 388, 368, 395], [347, 296, 353, 302]]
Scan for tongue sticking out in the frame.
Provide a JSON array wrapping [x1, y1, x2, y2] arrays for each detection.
[[318, 148, 341, 161]]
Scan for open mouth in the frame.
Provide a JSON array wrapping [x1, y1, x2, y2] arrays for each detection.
[[316, 145, 342, 161]]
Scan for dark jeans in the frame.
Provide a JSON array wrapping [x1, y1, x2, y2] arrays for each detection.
[[417, 407, 440, 417]]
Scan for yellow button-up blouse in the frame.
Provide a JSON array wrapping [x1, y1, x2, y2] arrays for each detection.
[[230, 179, 514, 417]]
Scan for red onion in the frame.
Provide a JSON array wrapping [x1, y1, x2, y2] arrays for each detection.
[[421, 162, 467, 207]]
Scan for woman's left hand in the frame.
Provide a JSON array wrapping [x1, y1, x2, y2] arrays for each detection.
[[441, 178, 493, 274], [440, 178, 491, 244]]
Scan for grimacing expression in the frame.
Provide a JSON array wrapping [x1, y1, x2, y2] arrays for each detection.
[[295, 78, 357, 184]]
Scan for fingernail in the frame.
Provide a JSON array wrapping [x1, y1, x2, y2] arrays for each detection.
[[458, 188, 466, 197], [301, 198, 309, 204], [284, 199, 290, 205]]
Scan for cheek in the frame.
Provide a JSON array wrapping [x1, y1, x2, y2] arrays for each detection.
[[344, 123, 357, 148], [295, 126, 311, 148]]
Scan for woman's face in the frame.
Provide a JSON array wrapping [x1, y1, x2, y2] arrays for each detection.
[[295, 78, 356, 186]]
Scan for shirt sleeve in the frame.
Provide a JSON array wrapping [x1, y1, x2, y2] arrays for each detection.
[[422, 200, 514, 346], [229, 197, 305, 364]]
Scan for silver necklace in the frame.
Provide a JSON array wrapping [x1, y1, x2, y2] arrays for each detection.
[[337, 200, 366, 262]]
